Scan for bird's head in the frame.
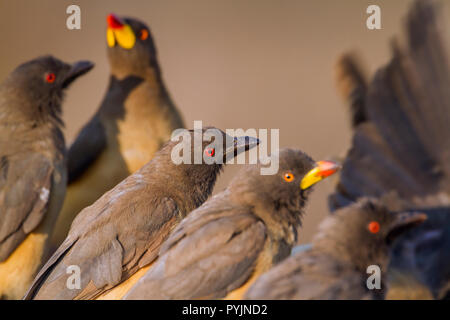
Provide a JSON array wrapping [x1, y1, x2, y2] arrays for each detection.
[[3, 56, 93, 123], [314, 199, 427, 273], [229, 148, 340, 222], [149, 127, 260, 208], [106, 14, 159, 77]]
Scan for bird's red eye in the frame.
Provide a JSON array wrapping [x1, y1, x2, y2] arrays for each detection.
[[140, 29, 149, 40], [368, 221, 380, 234], [204, 148, 215, 157], [46, 73, 56, 83], [284, 173, 294, 182]]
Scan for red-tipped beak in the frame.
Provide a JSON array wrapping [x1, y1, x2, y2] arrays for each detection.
[[315, 160, 341, 178], [300, 160, 340, 190], [107, 14, 124, 29]]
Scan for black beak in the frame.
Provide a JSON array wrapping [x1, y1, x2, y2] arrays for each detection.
[[386, 211, 427, 245], [224, 136, 260, 162], [62, 60, 94, 88]]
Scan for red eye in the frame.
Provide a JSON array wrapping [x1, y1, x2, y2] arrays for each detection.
[[140, 29, 149, 40], [46, 73, 56, 83], [204, 148, 215, 157], [368, 221, 380, 234]]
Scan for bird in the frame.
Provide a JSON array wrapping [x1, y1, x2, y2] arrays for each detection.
[[24, 127, 259, 300], [123, 148, 340, 300], [49, 13, 185, 251], [0, 56, 93, 300], [244, 199, 427, 300], [328, 0, 450, 299]]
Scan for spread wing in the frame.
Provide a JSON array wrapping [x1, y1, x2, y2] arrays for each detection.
[[24, 171, 180, 300], [123, 194, 267, 300], [67, 115, 107, 184], [0, 152, 55, 261], [329, 0, 450, 299], [330, 0, 450, 210]]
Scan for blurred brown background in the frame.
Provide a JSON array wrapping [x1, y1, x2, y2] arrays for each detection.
[[1, 0, 449, 243]]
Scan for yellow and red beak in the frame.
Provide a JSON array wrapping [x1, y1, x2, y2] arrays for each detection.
[[106, 13, 136, 49], [300, 160, 340, 190]]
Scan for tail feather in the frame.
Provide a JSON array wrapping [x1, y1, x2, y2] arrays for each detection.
[[331, 0, 450, 210], [335, 53, 369, 128]]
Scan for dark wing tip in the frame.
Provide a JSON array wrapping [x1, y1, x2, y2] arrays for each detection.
[[335, 53, 369, 128]]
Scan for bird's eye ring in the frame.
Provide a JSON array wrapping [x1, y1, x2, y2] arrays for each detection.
[[46, 73, 56, 83], [204, 148, 215, 157], [284, 173, 294, 182], [368, 221, 380, 234], [140, 29, 149, 41]]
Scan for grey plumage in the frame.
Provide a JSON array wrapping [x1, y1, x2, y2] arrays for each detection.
[[24, 128, 258, 300], [330, 0, 450, 299], [50, 15, 185, 251], [0, 56, 93, 299], [245, 200, 426, 300], [123, 149, 339, 300]]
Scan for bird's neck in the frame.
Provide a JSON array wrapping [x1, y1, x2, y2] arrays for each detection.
[[181, 164, 224, 211], [0, 106, 65, 157], [105, 66, 177, 120], [110, 62, 164, 88], [262, 205, 300, 246], [140, 160, 223, 214], [30, 123, 66, 158], [230, 190, 302, 247]]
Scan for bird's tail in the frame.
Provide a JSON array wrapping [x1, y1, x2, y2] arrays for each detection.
[[335, 53, 369, 128], [330, 0, 450, 210]]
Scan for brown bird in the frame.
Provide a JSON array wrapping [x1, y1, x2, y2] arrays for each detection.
[[123, 149, 339, 300], [50, 13, 184, 250], [245, 199, 427, 300], [24, 128, 258, 300], [0, 56, 93, 299], [329, 0, 450, 299]]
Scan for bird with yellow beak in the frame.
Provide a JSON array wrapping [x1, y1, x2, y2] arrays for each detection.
[[49, 13, 184, 252], [122, 149, 340, 300], [106, 14, 136, 50]]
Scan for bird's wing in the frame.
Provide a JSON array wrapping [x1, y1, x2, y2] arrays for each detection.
[[67, 115, 107, 184], [245, 251, 369, 300], [66, 74, 146, 185], [25, 172, 180, 300], [23, 234, 78, 299], [330, 0, 450, 210], [0, 153, 55, 261], [123, 197, 267, 300], [335, 53, 369, 128]]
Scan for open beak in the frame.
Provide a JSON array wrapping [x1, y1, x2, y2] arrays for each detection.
[[300, 160, 340, 190], [386, 212, 427, 245], [224, 136, 260, 161], [62, 60, 94, 89], [106, 13, 136, 49]]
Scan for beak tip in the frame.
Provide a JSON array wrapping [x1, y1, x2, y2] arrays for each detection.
[[300, 160, 341, 190], [318, 160, 341, 177], [107, 13, 124, 29], [74, 60, 95, 73], [393, 211, 428, 229], [63, 60, 94, 87]]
